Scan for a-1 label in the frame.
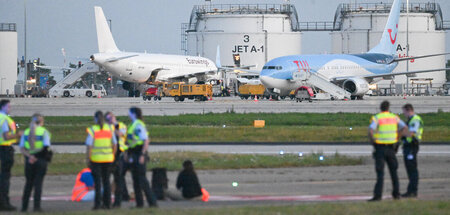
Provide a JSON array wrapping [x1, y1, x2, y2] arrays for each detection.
[[232, 45, 264, 53]]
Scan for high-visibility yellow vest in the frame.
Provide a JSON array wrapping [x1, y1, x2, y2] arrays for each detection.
[[116, 122, 128, 152], [127, 120, 146, 149], [0, 113, 17, 146], [406, 114, 423, 144], [24, 126, 49, 154], [87, 124, 114, 163], [371, 112, 399, 144]]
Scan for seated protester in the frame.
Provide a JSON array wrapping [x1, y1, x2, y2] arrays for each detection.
[[72, 168, 96, 202], [166, 160, 203, 201]]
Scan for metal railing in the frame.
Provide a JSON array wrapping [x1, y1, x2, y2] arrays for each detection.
[[334, 2, 445, 30], [299, 22, 341, 32], [188, 4, 300, 32], [0, 23, 16, 32]]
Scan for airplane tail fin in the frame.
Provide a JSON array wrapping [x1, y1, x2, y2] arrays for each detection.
[[368, 0, 401, 55], [215, 45, 222, 68], [94, 6, 119, 53]]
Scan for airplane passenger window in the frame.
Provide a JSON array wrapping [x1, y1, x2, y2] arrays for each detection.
[[276, 66, 282, 70], [263, 66, 268, 69]]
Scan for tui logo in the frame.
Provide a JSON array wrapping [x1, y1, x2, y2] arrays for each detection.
[[388, 24, 398, 44]]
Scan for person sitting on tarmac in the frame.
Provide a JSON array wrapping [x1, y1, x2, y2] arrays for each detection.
[[72, 168, 96, 202], [165, 160, 203, 201]]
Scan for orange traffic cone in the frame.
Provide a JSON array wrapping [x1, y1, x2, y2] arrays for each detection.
[[209, 95, 212, 101], [254, 95, 258, 102], [403, 94, 406, 99], [98, 92, 102, 98], [269, 95, 273, 101]]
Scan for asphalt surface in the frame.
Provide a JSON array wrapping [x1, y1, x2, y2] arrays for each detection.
[[43, 144, 450, 156], [5, 156, 450, 213], [9, 96, 450, 116]]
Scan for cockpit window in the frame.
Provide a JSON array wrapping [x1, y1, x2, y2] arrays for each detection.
[[267, 66, 276, 69]]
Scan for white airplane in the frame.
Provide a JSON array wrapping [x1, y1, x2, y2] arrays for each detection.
[[259, 0, 449, 99], [90, 7, 219, 84]]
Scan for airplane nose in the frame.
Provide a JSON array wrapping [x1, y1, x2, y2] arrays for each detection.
[[259, 75, 272, 88]]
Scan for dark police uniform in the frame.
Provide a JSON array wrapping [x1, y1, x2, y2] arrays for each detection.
[[369, 111, 406, 200], [20, 126, 51, 212], [0, 112, 18, 211], [402, 114, 423, 197]]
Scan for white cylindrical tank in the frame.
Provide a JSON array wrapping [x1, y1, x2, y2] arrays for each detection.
[[186, 4, 302, 71], [0, 24, 18, 96], [331, 3, 447, 87]]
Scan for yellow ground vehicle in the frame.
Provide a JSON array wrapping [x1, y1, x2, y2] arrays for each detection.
[[238, 84, 266, 99], [169, 82, 212, 102]]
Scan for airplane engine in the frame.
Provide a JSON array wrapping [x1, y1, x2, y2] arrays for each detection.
[[343, 78, 369, 96]]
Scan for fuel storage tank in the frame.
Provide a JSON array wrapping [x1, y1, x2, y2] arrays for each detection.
[[0, 23, 18, 96], [183, 4, 302, 70], [330, 2, 447, 88]]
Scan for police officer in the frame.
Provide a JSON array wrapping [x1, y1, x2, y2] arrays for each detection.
[[105, 112, 130, 208], [20, 114, 51, 212], [368, 101, 406, 201], [0, 99, 22, 211], [401, 104, 423, 198], [85, 111, 117, 210], [127, 107, 157, 208]]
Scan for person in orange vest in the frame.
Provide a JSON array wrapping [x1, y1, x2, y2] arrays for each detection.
[[85, 111, 117, 210], [71, 168, 95, 202], [0, 99, 23, 211], [368, 101, 406, 201]]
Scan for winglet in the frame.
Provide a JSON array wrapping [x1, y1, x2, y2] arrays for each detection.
[[94, 6, 119, 53], [215, 45, 222, 68]]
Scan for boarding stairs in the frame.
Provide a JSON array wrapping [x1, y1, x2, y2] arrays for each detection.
[[293, 70, 351, 100], [50, 62, 100, 90]]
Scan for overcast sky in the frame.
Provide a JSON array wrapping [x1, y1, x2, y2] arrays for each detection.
[[1, 0, 449, 69]]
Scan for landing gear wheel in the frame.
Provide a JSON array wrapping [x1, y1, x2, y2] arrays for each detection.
[[63, 91, 70, 97], [86, 91, 92, 97], [350, 96, 356, 100], [134, 90, 141, 97]]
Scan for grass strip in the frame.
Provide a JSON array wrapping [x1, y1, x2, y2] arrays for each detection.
[[44, 200, 450, 215], [11, 152, 363, 177]]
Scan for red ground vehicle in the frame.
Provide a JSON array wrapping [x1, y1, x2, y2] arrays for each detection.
[[294, 86, 314, 102], [143, 86, 161, 101]]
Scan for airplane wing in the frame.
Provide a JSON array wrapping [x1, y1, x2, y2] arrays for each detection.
[[164, 70, 217, 81], [333, 68, 449, 82], [219, 67, 260, 74], [391, 53, 450, 63], [35, 65, 72, 70]]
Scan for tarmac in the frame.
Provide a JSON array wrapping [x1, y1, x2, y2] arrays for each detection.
[[8, 95, 450, 116], [5, 156, 450, 213]]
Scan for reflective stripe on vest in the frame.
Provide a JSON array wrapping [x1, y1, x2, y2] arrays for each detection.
[[0, 114, 17, 146], [117, 122, 128, 152], [407, 114, 424, 143], [127, 120, 146, 149], [24, 126, 49, 154], [372, 112, 399, 144], [72, 168, 91, 201], [87, 124, 114, 163]]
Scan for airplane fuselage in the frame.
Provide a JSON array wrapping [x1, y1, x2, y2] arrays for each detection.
[[259, 53, 398, 95], [92, 52, 218, 83]]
